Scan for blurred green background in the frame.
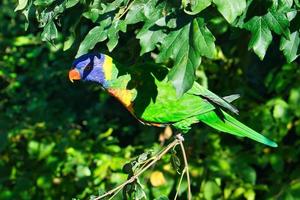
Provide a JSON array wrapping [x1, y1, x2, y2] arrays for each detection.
[[1, 0, 300, 199]]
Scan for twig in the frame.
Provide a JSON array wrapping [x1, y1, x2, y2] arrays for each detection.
[[174, 168, 187, 200], [177, 134, 192, 200], [115, 0, 136, 21], [95, 138, 180, 199]]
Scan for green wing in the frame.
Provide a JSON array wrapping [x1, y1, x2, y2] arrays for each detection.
[[136, 80, 216, 123], [196, 110, 278, 147], [135, 80, 240, 123]]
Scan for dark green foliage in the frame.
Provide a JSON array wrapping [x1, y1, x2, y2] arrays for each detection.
[[15, 0, 300, 95], [0, 0, 299, 199]]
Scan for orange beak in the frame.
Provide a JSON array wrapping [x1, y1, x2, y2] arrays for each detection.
[[69, 69, 81, 83]]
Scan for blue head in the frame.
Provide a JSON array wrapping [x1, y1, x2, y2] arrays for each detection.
[[69, 53, 106, 85]]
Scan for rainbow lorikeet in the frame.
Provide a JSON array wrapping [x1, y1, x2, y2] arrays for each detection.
[[69, 53, 277, 147]]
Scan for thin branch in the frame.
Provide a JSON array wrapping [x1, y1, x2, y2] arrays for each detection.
[[115, 0, 136, 21], [95, 138, 180, 200], [174, 168, 187, 200], [177, 134, 192, 200]]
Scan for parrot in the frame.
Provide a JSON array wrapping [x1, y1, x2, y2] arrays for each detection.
[[68, 53, 277, 147]]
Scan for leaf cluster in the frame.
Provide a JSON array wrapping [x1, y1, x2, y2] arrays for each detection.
[[16, 0, 300, 95]]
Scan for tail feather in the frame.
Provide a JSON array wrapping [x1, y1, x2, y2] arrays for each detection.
[[222, 94, 241, 103], [197, 110, 278, 147]]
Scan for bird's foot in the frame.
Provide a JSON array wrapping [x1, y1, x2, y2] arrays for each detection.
[[175, 133, 184, 142]]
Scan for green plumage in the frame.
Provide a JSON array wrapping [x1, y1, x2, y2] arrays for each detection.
[[72, 54, 278, 148]]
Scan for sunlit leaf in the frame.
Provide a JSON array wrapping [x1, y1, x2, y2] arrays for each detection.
[[157, 17, 215, 96], [213, 0, 246, 23], [280, 31, 300, 63], [244, 16, 272, 60], [15, 0, 28, 11]]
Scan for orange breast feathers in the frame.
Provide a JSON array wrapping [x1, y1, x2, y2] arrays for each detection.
[[107, 88, 134, 110]]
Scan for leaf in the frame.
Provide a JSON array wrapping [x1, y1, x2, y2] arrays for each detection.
[[15, 0, 28, 11], [244, 189, 255, 200], [244, 16, 272, 60], [34, 0, 55, 6], [76, 165, 91, 178], [107, 20, 127, 51], [137, 20, 166, 55], [171, 152, 181, 173], [184, 0, 212, 15], [154, 196, 169, 200], [63, 35, 75, 51], [83, 8, 101, 23], [264, 9, 290, 39], [41, 21, 58, 42], [296, 0, 300, 8], [194, 18, 216, 58], [276, 0, 293, 12], [203, 180, 222, 200], [280, 31, 300, 63], [157, 17, 215, 96], [125, 0, 158, 24], [134, 180, 147, 200], [76, 20, 110, 57], [21, 1, 32, 30], [136, 2, 167, 55], [213, 0, 246, 24], [65, 0, 80, 8], [239, 166, 257, 184]]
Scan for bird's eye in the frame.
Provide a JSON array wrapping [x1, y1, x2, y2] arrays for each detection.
[[85, 65, 92, 71]]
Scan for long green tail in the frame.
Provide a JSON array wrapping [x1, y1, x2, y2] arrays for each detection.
[[197, 110, 278, 147]]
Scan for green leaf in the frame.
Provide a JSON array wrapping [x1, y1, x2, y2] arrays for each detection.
[[244, 16, 272, 60], [264, 9, 290, 39], [21, 1, 32, 30], [63, 35, 75, 51], [239, 166, 256, 184], [137, 20, 166, 55], [15, 0, 28, 11], [154, 196, 169, 200], [34, 0, 55, 6], [194, 18, 216, 58], [134, 180, 147, 200], [76, 165, 91, 178], [171, 150, 181, 173], [276, 0, 293, 12], [157, 17, 215, 96], [125, 0, 158, 24], [83, 8, 101, 23], [76, 20, 110, 57], [66, 0, 80, 8], [203, 180, 222, 200], [184, 0, 212, 15], [213, 0, 246, 24], [136, 2, 166, 55], [295, 0, 300, 8], [41, 21, 58, 42], [280, 31, 300, 63], [107, 20, 127, 51], [244, 189, 255, 200]]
